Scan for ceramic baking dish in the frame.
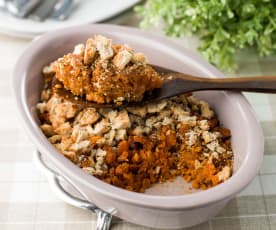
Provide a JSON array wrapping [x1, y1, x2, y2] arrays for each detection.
[[13, 24, 264, 229]]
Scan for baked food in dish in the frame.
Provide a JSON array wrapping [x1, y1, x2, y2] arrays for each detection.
[[37, 35, 233, 193]]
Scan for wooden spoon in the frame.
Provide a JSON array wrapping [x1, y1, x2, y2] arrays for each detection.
[[53, 65, 276, 108]]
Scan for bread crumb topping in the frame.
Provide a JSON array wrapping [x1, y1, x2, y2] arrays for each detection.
[[38, 82, 233, 192]]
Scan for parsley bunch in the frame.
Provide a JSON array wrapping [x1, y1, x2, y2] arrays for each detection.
[[136, 0, 276, 71]]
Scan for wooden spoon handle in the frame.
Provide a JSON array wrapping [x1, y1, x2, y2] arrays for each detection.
[[199, 76, 276, 93], [168, 73, 276, 93]]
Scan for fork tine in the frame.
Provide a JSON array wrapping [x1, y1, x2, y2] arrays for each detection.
[[29, 0, 58, 21], [51, 0, 74, 20], [7, 0, 42, 18], [13, 0, 30, 7]]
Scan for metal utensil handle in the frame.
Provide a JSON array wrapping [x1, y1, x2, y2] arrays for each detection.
[[34, 151, 113, 230], [51, 0, 74, 20]]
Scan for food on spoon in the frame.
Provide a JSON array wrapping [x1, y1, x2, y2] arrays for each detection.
[[37, 35, 233, 193], [52, 35, 163, 104]]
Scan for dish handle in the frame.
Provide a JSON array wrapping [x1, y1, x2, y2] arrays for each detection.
[[33, 151, 113, 230]]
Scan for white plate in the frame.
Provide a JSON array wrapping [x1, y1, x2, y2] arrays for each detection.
[[0, 0, 140, 38]]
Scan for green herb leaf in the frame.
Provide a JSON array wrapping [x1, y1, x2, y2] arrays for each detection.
[[135, 0, 276, 71]]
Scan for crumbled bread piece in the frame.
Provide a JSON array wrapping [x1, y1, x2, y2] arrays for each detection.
[[73, 43, 85, 56], [207, 151, 219, 163], [119, 44, 134, 53], [104, 129, 116, 146], [147, 100, 167, 114], [46, 95, 78, 128], [185, 131, 198, 146], [76, 108, 100, 126], [129, 114, 144, 127], [70, 140, 90, 152], [113, 49, 132, 70], [132, 126, 148, 136], [55, 137, 73, 152], [162, 117, 173, 126], [110, 110, 131, 129], [41, 89, 51, 101], [153, 122, 162, 129], [115, 129, 127, 142], [216, 145, 226, 154], [37, 102, 47, 114], [93, 119, 111, 135], [159, 110, 172, 118], [127, 106, 147, 117], [105, 110, 118, 121], [187, 95, 200, 105], [211, 152, 219, 159], [172, 104, 190, 117], [63, 151, 77, 162], [84, 38, 97, 65], [178, 116, 197, 126], [54, 122, 72, 136], [155, 166, 161, 174], [40, 124, 55, 137], [132, 52, 148, 64], [72, 125, 93, 143], [115, 97, 125, 103], [83, 167, 96, 175], [200, 101, 214, 119], [199, 120, 209, 131], [83, 165, 104, 176], [49, 135, 61, 144], [94, 35, 114, 60], [227, 150, 233, 155], [217, 166, 231, 182], [96, 148, 107, 157], [81, 148, 107, 176], [96, 137, 106, 147], [145, 116, 159, 128], [206, 140, 219, 151], [194, 160, 201, 170], [202, 131, 218, 144], [42, 64, 54, 75]]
